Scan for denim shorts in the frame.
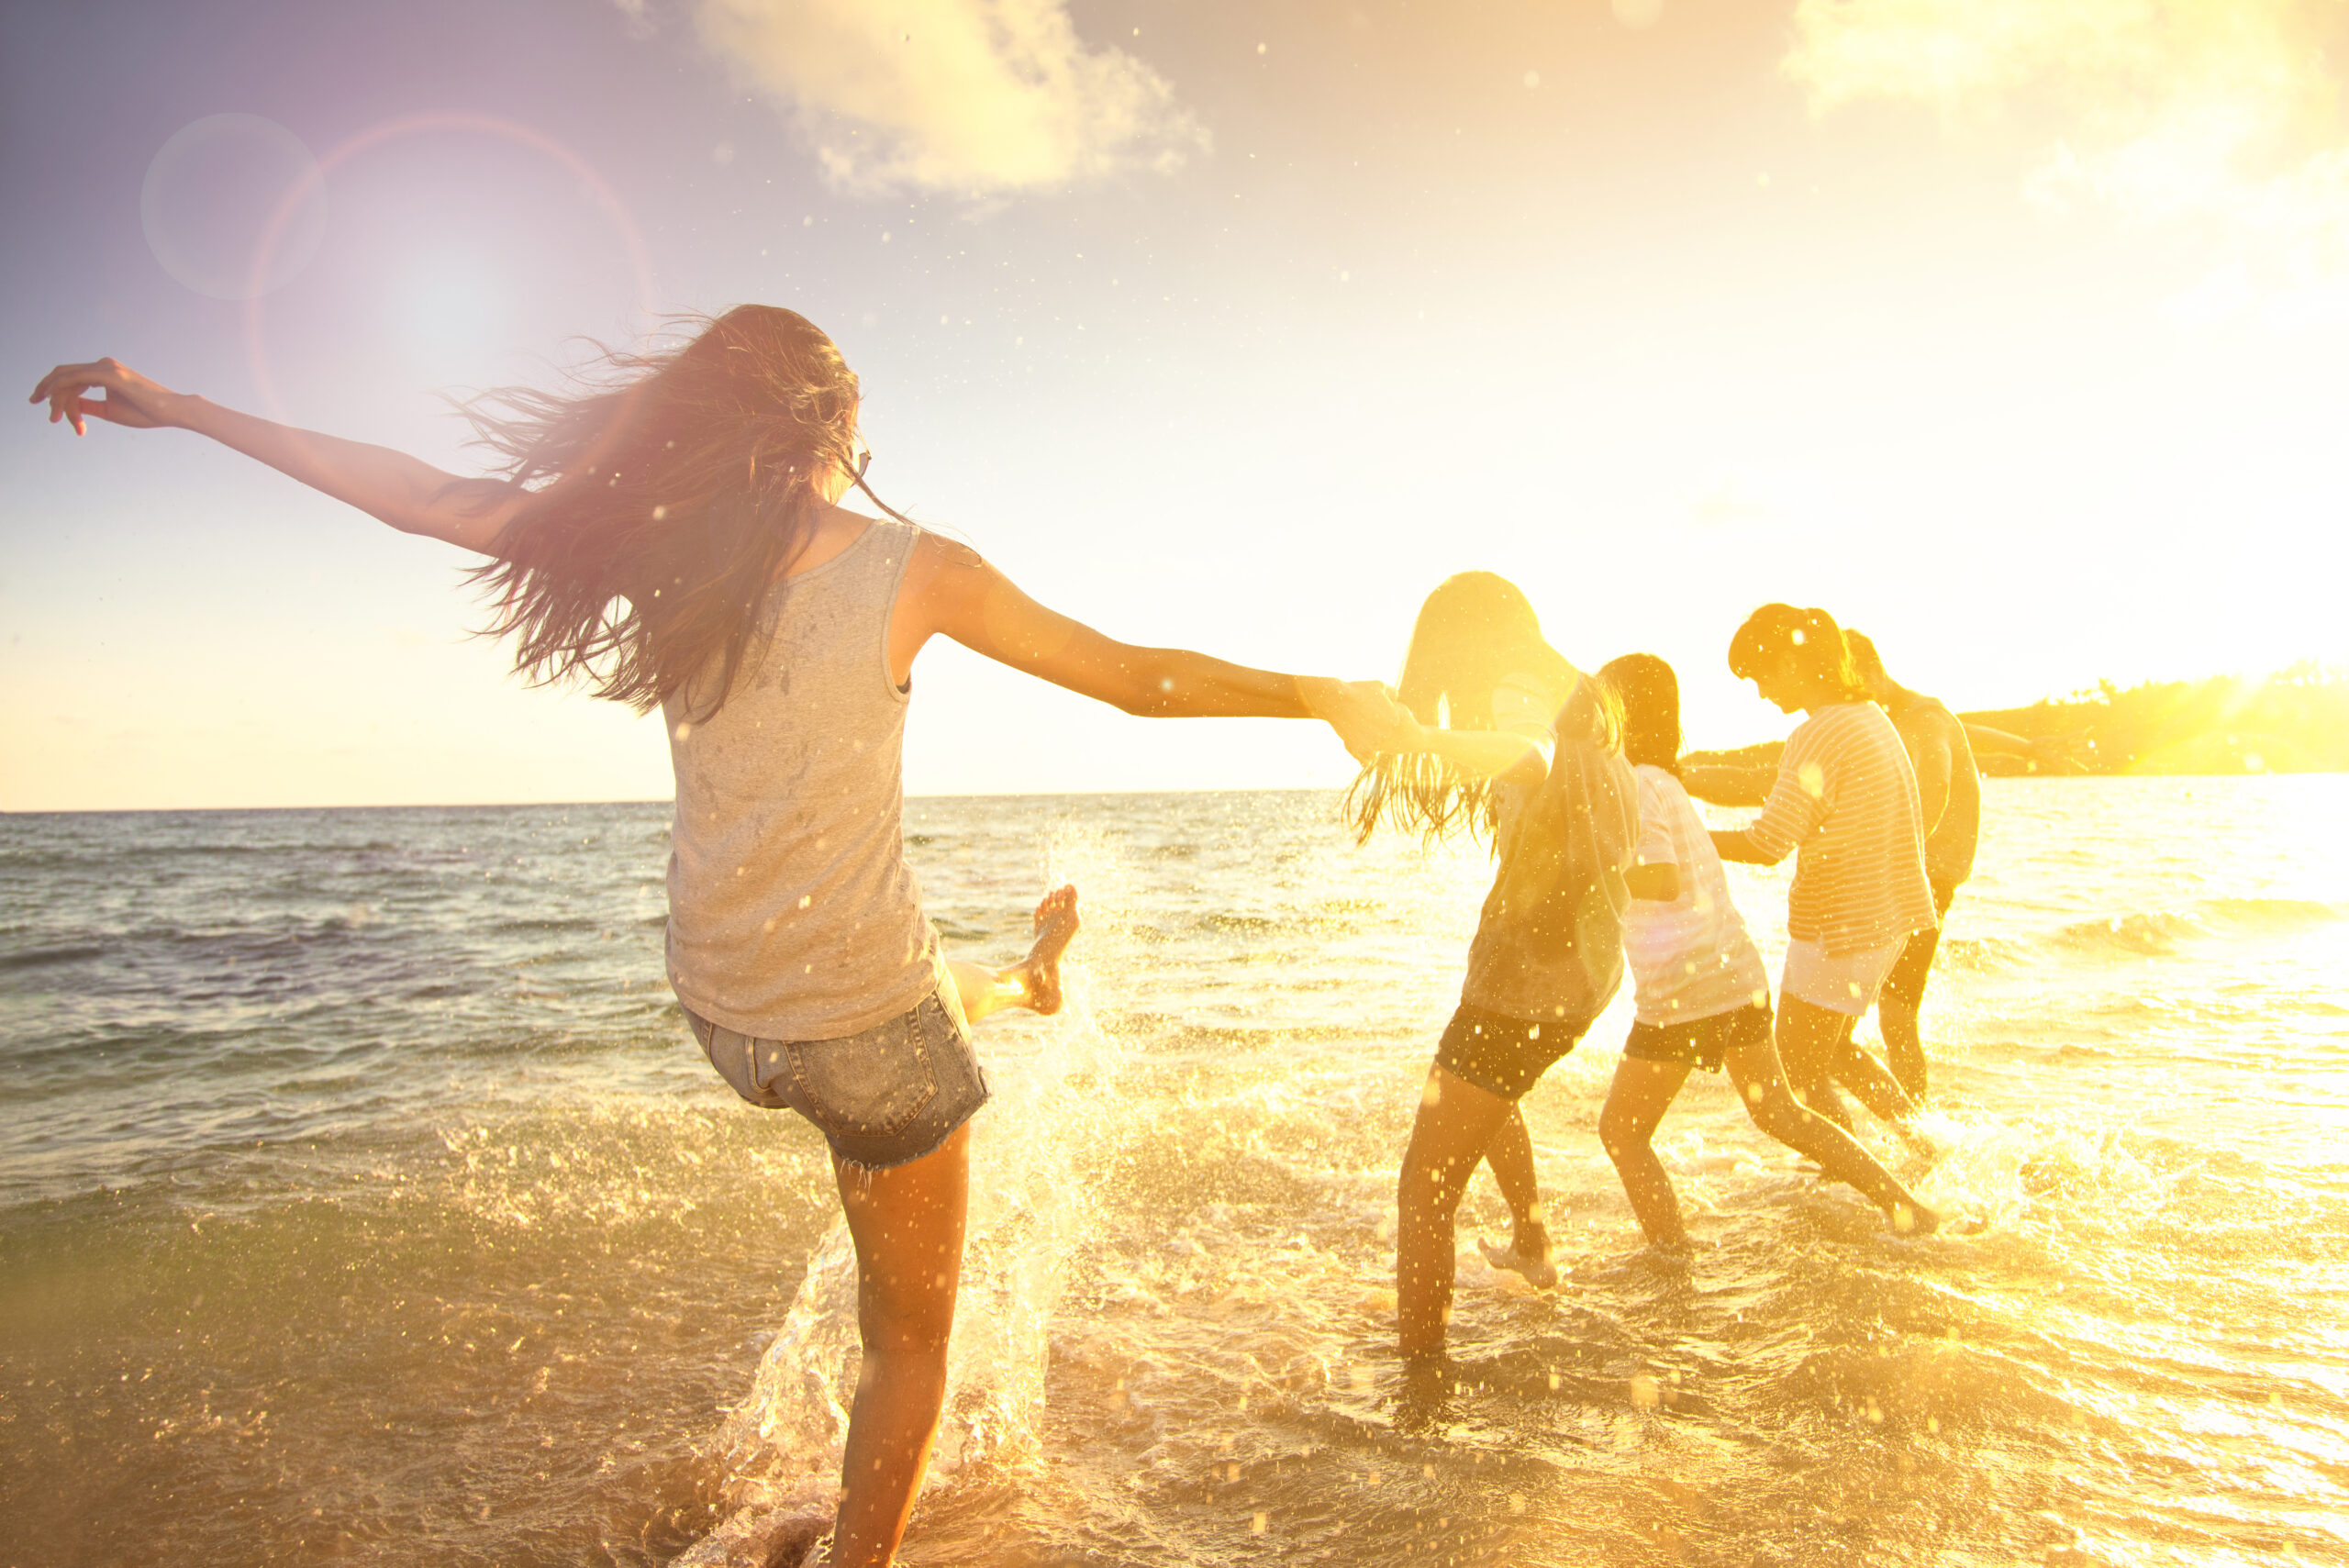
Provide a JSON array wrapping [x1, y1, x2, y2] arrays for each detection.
[[685, 989, 988, 1170]]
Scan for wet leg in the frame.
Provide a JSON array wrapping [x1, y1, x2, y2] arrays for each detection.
[[1827, 1019, 1938, 1163], [1776, 993, 1859, 1131], [1476, 1106, 1554, 1281], [829, 1122, 971, 1567], [1726, 1039, 1937, 1235], [1878, 917, 1945, 1101], [1878, 990, 1927, 1103], [1598, 1057, 1694, 1250], [1831, 1034, 1933, 1147], [1397, 1066, 1512, 1360]]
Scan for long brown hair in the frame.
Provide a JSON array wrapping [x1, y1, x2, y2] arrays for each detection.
[[1346, 572, 1616, 846], [1598, 653, 1682, 774], [459, 306, 868, 720]]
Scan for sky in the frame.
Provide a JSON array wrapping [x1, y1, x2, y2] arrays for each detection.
[[6, 0, 2348, 810]]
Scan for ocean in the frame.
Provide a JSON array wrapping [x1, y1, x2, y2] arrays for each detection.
[[3, 777, 2345, 1567]]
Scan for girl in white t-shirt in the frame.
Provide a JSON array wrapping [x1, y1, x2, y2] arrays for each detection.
[[1592, 655, 1936, 1250]]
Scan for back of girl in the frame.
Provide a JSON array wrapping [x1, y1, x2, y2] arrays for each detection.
[[33, 308, 1397, 1568], [1347, 572, 1636, 1379]]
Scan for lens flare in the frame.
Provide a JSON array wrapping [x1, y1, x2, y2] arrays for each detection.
[[239, 110, 661, 422], [140, 113, 327, 300]]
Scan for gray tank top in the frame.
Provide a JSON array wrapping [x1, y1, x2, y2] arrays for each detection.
[[661, 515, 937, 1040]]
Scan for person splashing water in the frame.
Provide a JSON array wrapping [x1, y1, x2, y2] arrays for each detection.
[[31, 314, 1397, 1566]]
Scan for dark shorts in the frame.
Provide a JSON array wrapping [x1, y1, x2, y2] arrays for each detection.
[[1880, 880, 1961, 1011], [1434, 1002, 1594, 1102], [685, 989, 988, 1171], [1622, 1000, 1774, 1073]]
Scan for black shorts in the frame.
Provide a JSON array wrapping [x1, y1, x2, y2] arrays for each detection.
[[1434, 1002, 1593, 1102], [1621, 1000, 1774, 1073], [1880, 880, 1960, 1011]]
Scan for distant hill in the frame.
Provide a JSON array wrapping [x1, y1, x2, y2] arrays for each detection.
[[1683, 665, 2349, 777]]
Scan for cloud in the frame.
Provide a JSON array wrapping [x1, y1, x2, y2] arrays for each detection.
[[1783, 0, 2349, 313], [685, 0, 1208, 197]]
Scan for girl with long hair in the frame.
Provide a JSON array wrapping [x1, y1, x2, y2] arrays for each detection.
[[31, 310, 1394, 1567], [1592, 654, 1937, 1249], [1713, 605, 1939, 1164], [1346, 572, 1635, 1368]]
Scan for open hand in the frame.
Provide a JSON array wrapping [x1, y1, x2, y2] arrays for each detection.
[[28, 358, 184, 437]]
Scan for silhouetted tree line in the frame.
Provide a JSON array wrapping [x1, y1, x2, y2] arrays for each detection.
[[1686, 664, 2349, 776]]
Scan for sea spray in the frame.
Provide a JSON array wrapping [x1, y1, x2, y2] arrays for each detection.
[[681, 826, 1132, 1562]]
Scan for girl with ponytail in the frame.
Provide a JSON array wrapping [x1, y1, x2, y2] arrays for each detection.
[[1714, 604, 1941, 1166]]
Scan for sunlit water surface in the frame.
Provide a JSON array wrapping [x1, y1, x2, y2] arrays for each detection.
[[3, 777, 2345, 1567]]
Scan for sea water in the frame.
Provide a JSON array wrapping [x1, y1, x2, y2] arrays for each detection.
[[3, 777, 2345, 1566]]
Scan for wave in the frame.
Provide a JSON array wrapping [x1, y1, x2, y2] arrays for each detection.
[[2050, 910, 2205, 958], [0, 942, 110, 972], [2197, 896, 2343, 929], [2056, 897, 2341, 958], [1936, 896, 2348, 971]]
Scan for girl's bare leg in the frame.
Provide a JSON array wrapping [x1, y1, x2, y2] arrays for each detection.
[[1475, 1106, 1556, 1285], [1397, 1065, 1513, 1359], [948, 886, 1079, 1025], [1878, 994, 1928, 1103], [1780, 995, 1934, 1162], [1830, 1036, 1937, 1159], [1776, 993, 1859, 1129], [1598, 1058, 1695, 1250], [1725, 1039, 1938, 1235], [829, 1122, 972, 1568]]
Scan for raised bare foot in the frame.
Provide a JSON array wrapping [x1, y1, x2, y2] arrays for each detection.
[[1478, 1235, 1559, 1291], [1011, 884, 1080, 1015]]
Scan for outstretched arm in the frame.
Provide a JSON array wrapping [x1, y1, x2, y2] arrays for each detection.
[[30, 358, 524, 556], [901, 534, 1405, 753], [1369, 669, 1580, 784], [1709, 829, 1785, 866], [1681, 763, 1774, 806], [1965, 723, 2088, 773]]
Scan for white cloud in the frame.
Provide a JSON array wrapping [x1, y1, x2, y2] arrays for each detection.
[[1784, 0, 2349, 316], [686, 0, 1208, 197]]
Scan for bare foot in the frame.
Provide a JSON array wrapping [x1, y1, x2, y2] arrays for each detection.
[[1010, 884, 1080, 1015], [1887, 1198, 1942, 1238], [1897, 1121, 1943, 1171], [1478, 1236, 1559, 1291]]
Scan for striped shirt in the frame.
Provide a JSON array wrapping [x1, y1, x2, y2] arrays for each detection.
[[1745, 701, 1938, 956]]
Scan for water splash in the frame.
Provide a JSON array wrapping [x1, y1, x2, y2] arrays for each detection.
[[681, 827, 1133, 1562]]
